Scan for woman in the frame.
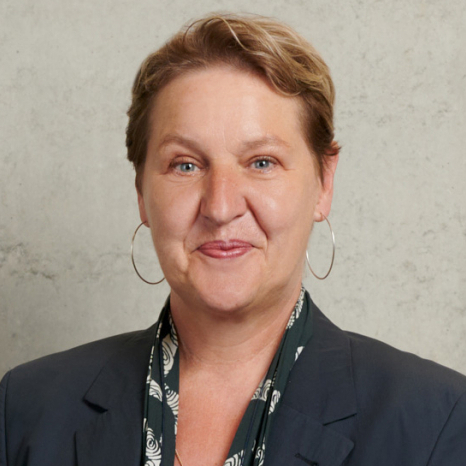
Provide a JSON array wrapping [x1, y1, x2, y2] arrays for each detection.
[[1, 13, 465, 466]]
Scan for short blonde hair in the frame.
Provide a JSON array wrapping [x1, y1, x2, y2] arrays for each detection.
[[126, 13, 338, 191]]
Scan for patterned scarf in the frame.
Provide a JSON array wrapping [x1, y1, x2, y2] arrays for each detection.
[[142, 287, 313, 466]]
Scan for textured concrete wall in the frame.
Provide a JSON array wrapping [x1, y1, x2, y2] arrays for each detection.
[[1, 0, 465, 377]]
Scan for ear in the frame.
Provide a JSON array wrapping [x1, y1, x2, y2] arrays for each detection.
[[314, 143, 339, 222], [137, 183, 149, 226]]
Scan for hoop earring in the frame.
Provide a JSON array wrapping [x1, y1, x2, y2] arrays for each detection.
[[306, 213, 335, 280], [131, 222, 165, 285]]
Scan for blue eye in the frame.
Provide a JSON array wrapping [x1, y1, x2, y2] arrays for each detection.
[[253, 159, 272, 170], [178, 162, 197, 172]]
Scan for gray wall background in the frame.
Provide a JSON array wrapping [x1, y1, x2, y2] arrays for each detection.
[[1, 0, 465, 378]]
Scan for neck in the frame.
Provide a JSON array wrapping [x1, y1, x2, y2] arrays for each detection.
[[169, 281, 303, 370]]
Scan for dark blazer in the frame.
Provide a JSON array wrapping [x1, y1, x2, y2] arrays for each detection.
[[1, 300, 466, 466]]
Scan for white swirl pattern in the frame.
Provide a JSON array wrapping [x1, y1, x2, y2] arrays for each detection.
[[251, 379, 272, 401], [149, 379, 163, 401], [255, 442, 265, 466], [295, 346, 304, 362], [145, 428, 162, 466], [286, 288, 305, 329], [268, 390, 281, 414], [224, 450, 244, 466], [162, 334, 177, 376]]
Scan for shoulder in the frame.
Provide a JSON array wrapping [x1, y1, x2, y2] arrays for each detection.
[[342, 330, 466, 463], [346, 330, 466, 401], [298, 302, 466, 463], [309, 301, 466, 402], [0, 326, 154, 422], [2, 329, 143, 389]]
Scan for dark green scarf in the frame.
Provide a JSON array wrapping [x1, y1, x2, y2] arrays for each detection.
[[142, 287, 313, 466]]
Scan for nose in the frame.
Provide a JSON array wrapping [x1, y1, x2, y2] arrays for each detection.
[[200, 165, 247, 226]]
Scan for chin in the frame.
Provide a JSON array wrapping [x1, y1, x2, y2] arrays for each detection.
[[185, 267, 264, 315]]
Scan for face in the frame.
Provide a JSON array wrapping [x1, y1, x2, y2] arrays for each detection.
[[138, 66, 337, 314]]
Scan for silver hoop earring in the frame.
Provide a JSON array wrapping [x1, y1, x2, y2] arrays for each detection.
[[131, 222, 165, 285], [306, 214, 335, 280]]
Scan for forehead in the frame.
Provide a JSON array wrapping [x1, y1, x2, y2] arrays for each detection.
[[148, 65, 308, 152]]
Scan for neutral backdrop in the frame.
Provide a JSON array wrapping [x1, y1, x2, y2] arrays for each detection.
[[1, 0, 465, 378]]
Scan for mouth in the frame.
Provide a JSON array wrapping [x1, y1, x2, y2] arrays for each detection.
[[197, 240, 253, 259]]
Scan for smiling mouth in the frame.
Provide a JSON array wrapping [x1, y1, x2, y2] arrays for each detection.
[[197, 240, 253, 259]]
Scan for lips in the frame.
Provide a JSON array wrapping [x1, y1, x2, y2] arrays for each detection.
[[197, 240, 253, 259]]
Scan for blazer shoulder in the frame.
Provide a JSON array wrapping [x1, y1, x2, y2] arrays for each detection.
[[6, 328, 144, 378], [346, 329, 466, 406], [1, 326, 155, 415]]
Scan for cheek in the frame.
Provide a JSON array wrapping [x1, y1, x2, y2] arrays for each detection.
[[252, 177, 317, 245], [145, 183, 200, 251]]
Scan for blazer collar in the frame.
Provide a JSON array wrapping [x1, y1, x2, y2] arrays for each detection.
[[265, 293, 357, 466], [75, 325, 156, 466]]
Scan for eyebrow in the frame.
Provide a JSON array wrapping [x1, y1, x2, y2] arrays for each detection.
[[240, 135, 292, 151], [157, 134, 204, 154], [156, 133, 292, 154]]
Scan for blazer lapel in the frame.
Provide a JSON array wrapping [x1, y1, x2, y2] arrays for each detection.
[[265, 296, 357, 466], [75, 326, 156, 466], [266, 406, 354, 466]]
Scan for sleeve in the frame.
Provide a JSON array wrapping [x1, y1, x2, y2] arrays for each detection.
[[0, 371, 11, 466], [427, 390, 466, 465]]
